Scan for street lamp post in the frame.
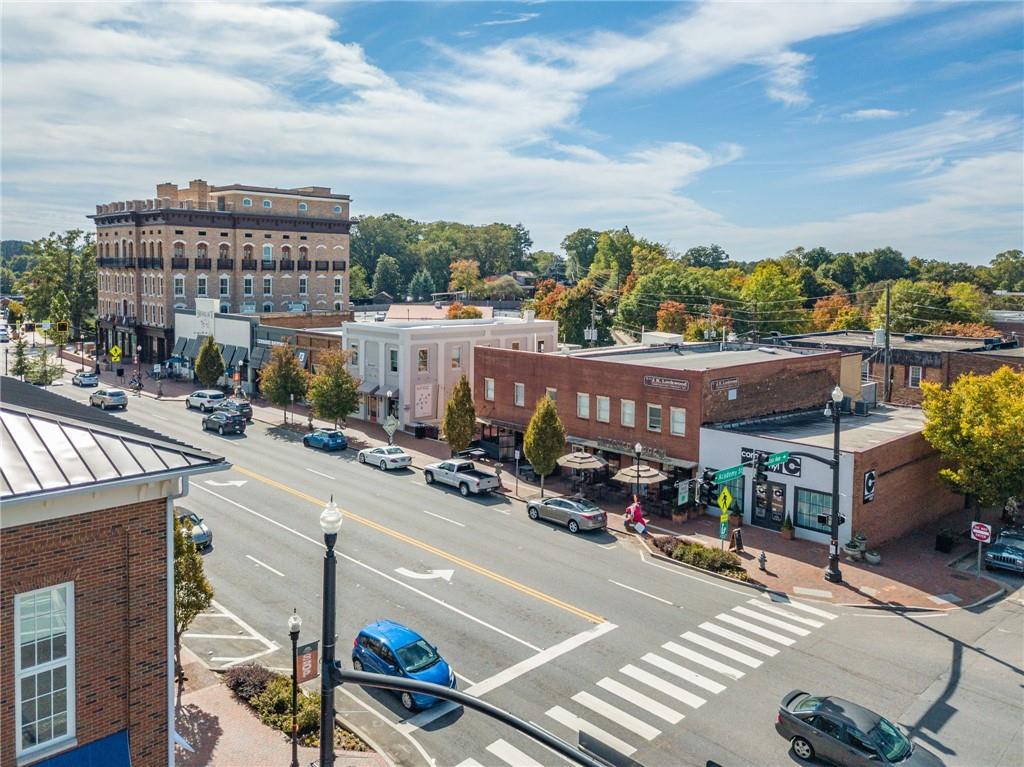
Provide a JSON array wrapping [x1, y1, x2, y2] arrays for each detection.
[[318, 498, 343, 767], [386, 390, 393, 445], [288, 610, 302, 767], [290, 392, 295, 425], [136, 344, 142, 391], [824, 385, 844, 584], [633, 441, 642, 501]]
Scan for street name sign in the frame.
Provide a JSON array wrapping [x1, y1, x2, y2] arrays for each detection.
[[766, 451, 790, 468], [719, 520, 728, 540], [714, 465, 744, 483], [717, 487, 733, 515], [970, 522, 992, 543]]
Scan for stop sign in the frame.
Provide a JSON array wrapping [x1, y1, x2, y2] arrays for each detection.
[[970, 522, 992, 543]]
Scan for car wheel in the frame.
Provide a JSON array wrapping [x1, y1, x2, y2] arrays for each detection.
[[186, 400, 191, 409], [358, 453, 365, 464], [528, 506, 540, 520], [302, 438, 309, 447], [984, 563, 993, 571], [400, 692, 417, 712], [380, 460, 388, 471], [568, 519, 580, 534], [791, 736, 814, 761], [459, 483, 469, 497], [424, 471, 434, 484], [218, 426, 224, 435], [101, 402, 107, 410], [352, 658, 363, 672]]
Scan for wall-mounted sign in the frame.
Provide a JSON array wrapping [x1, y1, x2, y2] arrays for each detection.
[[710, 377, 739, 391], [590, 436, 667, 460], [863, 470, 876, 503], [296, 640, 319, 684], [741, 447, 802, 477], [644, 375, 690, 392]]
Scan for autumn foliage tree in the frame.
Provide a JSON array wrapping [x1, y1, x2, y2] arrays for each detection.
[[923, 322, 1000, 338], [442, 374, 476, 454], [446, 302, 483, 319], [656, 301, 688, 334], [259, 345, 309, 423], [684, 303, 733, 341], [523, 395, 565, 498], [174, 513, 213, 684], [811, 295, 865, 331]]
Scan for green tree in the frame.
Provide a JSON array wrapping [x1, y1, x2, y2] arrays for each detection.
[[482, 275, 525, 300], [195, 335, 225, 387], [448, 259, 481, 295], [10, 336, 30, 379], [739, 261, 808, 335], [589, 228, 636, 280], [5, 300, 25, 327], [945, 282, 988, 324], [17, 230, 96, 339], [307, 349, 360, 428], [348, 264, 371, 299], [523, 395, 565, 498], [28, 346, 63, 385], [174, 513, 214, 683], [816, 253, 857, 292], [259, 345, 309, 423], [510, 223, 533, 272], [984, 249, 1024, 292], [561, 228, 599, 282], [872, 279, 949, 333], [371, 255, 403, 297], [350, 213, 422, 286], [46, 290, 72, 349], [683, 244, 730, 269], [853, 247, 909, 289], [407, 269, 437, 301], [442, 374, 476, 455], [0, 265, 14, 294], [529, 250, 559, 276], [616, 263, 740, 333], [922, 366, 1024, 516]]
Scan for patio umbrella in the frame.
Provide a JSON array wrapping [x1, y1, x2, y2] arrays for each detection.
[[611, 464, 669, 485], [556, 451, 608, 471]]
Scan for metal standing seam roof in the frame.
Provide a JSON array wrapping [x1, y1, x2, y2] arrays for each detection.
[[0, 405, 226, 501], [250, 346, 268, 368], [172, 337, 188, 356]]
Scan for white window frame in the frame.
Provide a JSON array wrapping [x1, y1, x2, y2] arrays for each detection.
[[620, 399, 635, 427], [262, 244, 273, 261], [15, 582, 76, 759], [243, 276, 254, 297], [451, 347, 462, 369], [908, 365, 923, 388], [263, 276, 273, 296], [196, 275, 208, 297], [389, 349, 398, 373], [219, 275, 230, 297], [350, 343, 359, 365], [173, 275, 185, 297], [334, 276, 343, 295], [647, 403, 662, 432], [298, 202, 308, 212], [484, 378, 495, 401], [262, 199, 272, 209], [242, 197, 253, 207], [670, 406, 686, 436], [576, 392, 590, 419], [514, 382, 525, 407], [262, 302, 273, 312], [546, 387, 557, 402], [334, 205, 342, 213], [596, 395, 610, 423], [299, 276, 308, 296], [417, 349, 429, 373]]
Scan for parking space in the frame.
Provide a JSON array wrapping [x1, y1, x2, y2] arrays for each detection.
[[183, 599, 280, 670]]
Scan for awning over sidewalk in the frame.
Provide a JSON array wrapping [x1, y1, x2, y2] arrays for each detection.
[[385, 388, 399, 399], [567, 436, 697, 470], [172, 337, 187, 356], [477, 415, 527, 432], [182, 336, 205, 359], [357, 381, 379, 395], [34, 729, 131, 766], [230, 346, 249, 367], [249, 346, 268, 369]]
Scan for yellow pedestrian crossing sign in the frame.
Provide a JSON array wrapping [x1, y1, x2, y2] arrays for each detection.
[[717, 486, 733, 515], [109, 344, 122, 362]]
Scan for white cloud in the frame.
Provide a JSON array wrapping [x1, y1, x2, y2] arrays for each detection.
[[841, 108, 908, 121], [479, 13, 539, 27], [758, 50, 812, 107]]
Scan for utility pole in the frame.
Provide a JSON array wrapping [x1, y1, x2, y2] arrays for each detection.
[[752, 302, 760, 345], [883, 281, 892, 402], [587, 300, 596, 347]]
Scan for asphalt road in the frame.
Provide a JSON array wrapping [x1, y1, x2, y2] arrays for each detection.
[[45, 373, 1024, 767]]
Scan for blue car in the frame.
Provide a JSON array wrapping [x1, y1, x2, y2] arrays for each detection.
[[302, 429, 348, 451], [352, 620, 455, 711]]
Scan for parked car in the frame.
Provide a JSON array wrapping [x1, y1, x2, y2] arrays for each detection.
[[423, 460, 500, 496], [0, 327, 8, 343], [527, 495, 607, 534], [72, 371, 99, 386], [302, 429, 348, 451], [177, 510, 213, 550], [984, 529, 1024, 574], [776, 690, 943, 766], [216, 397, 253, 422], [186, 389, 226, 412], [358, 446, 412, 470], [89, 388, 127, 410], [352, 620, 455, 711], [202, 410, 246, 435]]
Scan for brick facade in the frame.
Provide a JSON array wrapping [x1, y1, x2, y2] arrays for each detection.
[[1, 499, 168, 767]]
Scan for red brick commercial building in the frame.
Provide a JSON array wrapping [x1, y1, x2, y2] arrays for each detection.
[[1, 379, 225, 767]]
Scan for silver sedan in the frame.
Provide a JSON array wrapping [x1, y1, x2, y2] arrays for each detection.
[[357, 446, 412, 471], [527, 496, 607, 534]]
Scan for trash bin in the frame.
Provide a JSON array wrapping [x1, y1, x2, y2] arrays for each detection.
[[935, 530, 955, 553], [414, 423, 426, 439]]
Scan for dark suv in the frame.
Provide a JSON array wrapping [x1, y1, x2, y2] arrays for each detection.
[[202, 410, 246, 435], [216, 398, 253, 422]]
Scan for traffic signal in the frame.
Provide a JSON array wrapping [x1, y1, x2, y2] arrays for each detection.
[[55, 321, 69, 334], [698, 469, 714, 505], [707, 478, 720, 506], [754, 452, 768, 484]]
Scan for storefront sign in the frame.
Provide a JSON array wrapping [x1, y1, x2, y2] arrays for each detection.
[[741, 447, 801, 477], [677, 482, 689, 506], [296, 640, 319, 684], [256, 338, 288, 347], [584, 436, 667, 460], [710, 377, 739, 391], [863, 470, 876, 503], [643, 375, 690, 392]]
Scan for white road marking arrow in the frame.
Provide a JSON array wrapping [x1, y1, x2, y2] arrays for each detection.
[[204, 479, 247, 487], [395, 567, 454, 583]]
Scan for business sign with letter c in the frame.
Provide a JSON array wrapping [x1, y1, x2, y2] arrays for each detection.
[[863, 470, 877, 503], [970, 522, 991, 543]]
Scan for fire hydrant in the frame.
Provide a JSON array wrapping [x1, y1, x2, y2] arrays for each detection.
[[758, 551, 767, 571]]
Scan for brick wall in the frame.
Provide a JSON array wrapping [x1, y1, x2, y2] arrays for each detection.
[[1, 499, 168, 767], [945, 351, 1024, 383]]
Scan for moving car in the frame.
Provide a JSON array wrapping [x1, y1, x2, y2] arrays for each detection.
[[776, 690, 944, 766], [358, 446, 412, 470], [352, 620, 455, 711], [423, 460, 500, 496], [177, 510, 213, 550], [527, 495, 607, 534], [89, 388, 128, 410], [202, 410, 246, 435], [72, 371, 99, 386], [216, 397, 253, 422], [302, 429, 348, 451], [186, 389, 226, 412], [984, 529, 1024, 574]]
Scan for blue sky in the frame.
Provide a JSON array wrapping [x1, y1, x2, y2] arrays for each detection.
[[2, 1, 1021, 263]]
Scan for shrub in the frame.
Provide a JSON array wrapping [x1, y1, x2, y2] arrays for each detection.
[[224, 663, 275, 702], [660, 538, 750, 581]]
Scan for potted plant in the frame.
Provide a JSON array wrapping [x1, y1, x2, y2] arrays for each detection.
[[864, 549, 882, 565], [780, 514, 795, 540], [854, 531, 868, 550], [842, 539, 863, 560]]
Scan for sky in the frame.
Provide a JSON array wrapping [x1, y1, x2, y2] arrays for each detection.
[[1, 1, 1021, 264]]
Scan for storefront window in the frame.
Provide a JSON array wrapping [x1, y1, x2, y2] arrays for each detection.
[[794, 488, 832, 532]]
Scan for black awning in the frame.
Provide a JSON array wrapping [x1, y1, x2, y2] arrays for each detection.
[[182, 337, 200, 359], [172, 337, 187, 355], [250, 346, 268, 369]]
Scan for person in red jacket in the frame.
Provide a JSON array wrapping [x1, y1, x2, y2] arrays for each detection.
[[625, 495, 648, 535]]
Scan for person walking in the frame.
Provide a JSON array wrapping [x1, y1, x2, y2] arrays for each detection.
[[626, 495, 648, 535]]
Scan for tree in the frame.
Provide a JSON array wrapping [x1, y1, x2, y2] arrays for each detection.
[[46, 290, 72, 349], [616, 263, 740, 333], [985, 249, 1024, 292], [350, 213, 421, 286], [811, 295, 865, 331], [816, 253, 857, 292], [407, 269, 436, 301], [10, 336, 29, 379], [740, 261, 808, 335], [5, 300, 24, 327], [510, 223, 533, 272], [922, 367, 1024, 516], [307, 349, 360, 428], [944, 282, 988, 324], [589, 228, 636, 280], [17, 230, 96, 339], [448, 259, 481, 295], [630, 240, 671, 276], [442, 374, 476, 454], [348, 264, 371, 299], [259, 345, 309, 423], [684, 303, 733, 342], [28, 346, 63, 385], [446, 301, 483, 319], [561, 228, 599, 282], [529, 250, 559, 277], [853, 247, 909, 289], [656, 301, 689, 334], [481, 275, 524, 300], [174, 513, 213, 683], [371, 255, 403, 297], [872, 279, 948, 333], [524, 395, 565, 498], [924, 322, 1000, 338], [683, 244, 729, 269], [195, 335, 225, 388]]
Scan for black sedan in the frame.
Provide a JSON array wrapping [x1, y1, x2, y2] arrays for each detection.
[[216, 397, 254, 422], [201, 410, 246, 436], [776, 690, 943, 766]]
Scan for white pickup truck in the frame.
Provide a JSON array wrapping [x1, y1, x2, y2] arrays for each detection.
[[423, 460, 501, 496]]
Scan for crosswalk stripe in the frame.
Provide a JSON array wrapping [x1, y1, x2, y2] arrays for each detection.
[[746, 599, 824, 627], [770, 597, 837, 619], [596, 677, 684, 724], [546, 705, 637, 757], [715, 614, 796, 645], [572, 691, 662, 740], [732, 606, 811, 635], [455, 759, 485, 767], [486, 738, 544, 766], [662, 640, 745, 680], [699, 622, 779, 656], [641, 652, 726, 694], [620, 664, 707, 709], [680, 631, 762, 668]]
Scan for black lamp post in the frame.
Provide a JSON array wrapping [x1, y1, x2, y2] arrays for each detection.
[[824, 385, 845, 584], [386, 390, 393, 445], [633, 441, 642, 500], [136, 344, 142, 389], [288, 610, 302, 767], [318, 497, 343, 767]]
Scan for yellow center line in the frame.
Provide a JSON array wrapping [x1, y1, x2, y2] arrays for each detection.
[[232, 465, 605, 624]]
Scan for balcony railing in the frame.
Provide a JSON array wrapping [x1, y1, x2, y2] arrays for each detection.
[[171, 257, 189, 269], [261, 261, 277, 271], [139, 257, 164, 269], [297, 260, 311, 271], [241, 259, 258, 270], [194, 258, 212, 270], [332, 260, 346, 271], [98, 258, 128, 267], [280, 260, 295, 271], [217, 258, 234, 270], [315, 260, 329, 271]]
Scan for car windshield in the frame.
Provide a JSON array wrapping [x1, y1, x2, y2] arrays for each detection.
[[395, 639, 440, 673], [179, 513, 201, 526], [870, 718, 911, 762], [384, 447, 404, 455]]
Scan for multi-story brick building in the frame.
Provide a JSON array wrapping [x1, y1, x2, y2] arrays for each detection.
[[89, 179, 351, 363], [0, 378, 226, 766]]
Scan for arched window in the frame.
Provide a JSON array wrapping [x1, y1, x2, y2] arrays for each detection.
[[242, 197, 253, 207], [157, 242, 162, 258], [219, 243, 229, 258], [173, 242, 184, 258], [262, 244, 273, 261], [298, 202, 308, 212], [281, 245, 291, 259], [334, 205, 342, 213], [197, 243, 208, 258], [262, 199, 272, 209], [114, 242, 120, 258], [127, 242, 133, 258], [298, 246, 308, 259], [334, 301, 342, 311], [243, 244, 254, 259], [263, 302, 273, 313]]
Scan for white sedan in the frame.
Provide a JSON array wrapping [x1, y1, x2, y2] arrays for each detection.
[[357, 446, 412, 471]]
